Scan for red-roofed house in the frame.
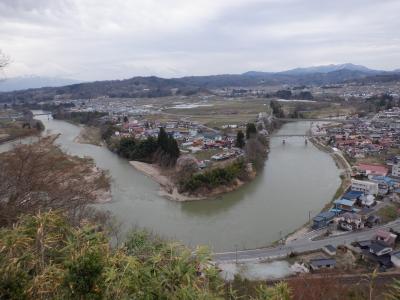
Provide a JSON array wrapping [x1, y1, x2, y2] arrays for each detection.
[[356, 163, 389, 177]]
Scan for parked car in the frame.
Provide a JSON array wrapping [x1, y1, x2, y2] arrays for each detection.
[[365, 215, 380, 228]]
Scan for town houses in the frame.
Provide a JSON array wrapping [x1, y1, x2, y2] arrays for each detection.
[[304, 106, 400, 272], [317, 107, 400, 213], [324, 108, 400, 161], [110, 116, 248, 169]]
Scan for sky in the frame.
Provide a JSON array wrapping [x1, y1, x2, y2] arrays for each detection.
[[1, 0, 400, 81]]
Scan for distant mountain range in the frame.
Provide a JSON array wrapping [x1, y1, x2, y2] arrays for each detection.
[[0, 76, 81, 92], [177, 64, 398, 88], [277, 63, 380, 75], [1, 64, 399, 103]]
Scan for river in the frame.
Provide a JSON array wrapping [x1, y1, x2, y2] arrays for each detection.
[[0, 114, 340, 252]]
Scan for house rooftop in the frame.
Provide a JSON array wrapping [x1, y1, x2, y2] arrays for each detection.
[[375, 229, 397, 239], [371, 176, 397, 186], [341, 212, 361, 220], [343, 190, 363, 199], [356, 240, 372, 248], [362, 249, 393, 267], [356, 163, 389, 175], [309, 258, 336, 268], [369, 240, 391, 253], [313, 211, 336, 222], [334, 198, 356, 207], [323, 245, 336, 252]]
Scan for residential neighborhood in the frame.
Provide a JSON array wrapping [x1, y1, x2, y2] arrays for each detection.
[[304, 107, 400, 273]]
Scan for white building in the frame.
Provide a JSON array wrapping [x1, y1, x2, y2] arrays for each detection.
[[392, 164, 400, 177], [351, 179, 379, 195]]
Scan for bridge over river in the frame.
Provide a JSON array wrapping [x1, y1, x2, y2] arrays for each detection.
[[273, 134, 309, 138], [32, 112, 52, 116], [276, 117, 357, 123]]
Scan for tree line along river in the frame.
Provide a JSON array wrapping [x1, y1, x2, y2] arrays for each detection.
[[0, 112, 341, 252]]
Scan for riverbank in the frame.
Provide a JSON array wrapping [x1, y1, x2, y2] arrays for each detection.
[[129, 160, 251, 201], [310, 137, 352, 200], [0, 126, 43, 145], [284, 137, 352, 244], [0, 132, 37, 145], [74, 125, 104, 146], [51, 133, 112, 204]]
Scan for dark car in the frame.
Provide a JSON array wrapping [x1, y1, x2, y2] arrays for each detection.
[[365, 215, 380, 228]]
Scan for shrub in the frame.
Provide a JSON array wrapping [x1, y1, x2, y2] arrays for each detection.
[[181, 160, 245, 192], [0, 212, 225, 299]]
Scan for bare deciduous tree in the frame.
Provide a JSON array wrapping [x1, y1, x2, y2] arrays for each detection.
[[244, 134, 268, 170], [175, 155, 199, 182], [0, 136, 110, 227]]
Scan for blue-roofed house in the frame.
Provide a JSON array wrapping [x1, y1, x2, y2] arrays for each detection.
[[333, 198, 357, 212], [370, 176, 397, 187], [312, 211, 336, 230], [371, 176, 398, 195], [343, 190, 363, 200], [202, 132, 220, 140]]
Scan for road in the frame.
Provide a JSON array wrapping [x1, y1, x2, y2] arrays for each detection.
[[273, 134, 309, 137], [213, 219, 400, 262]]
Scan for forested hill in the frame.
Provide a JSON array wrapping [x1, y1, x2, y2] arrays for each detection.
[[0, 76, 198, 103], [1, 64, 399, 103]]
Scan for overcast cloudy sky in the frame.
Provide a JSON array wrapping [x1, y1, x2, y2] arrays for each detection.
[[1, 0, 400, 80]]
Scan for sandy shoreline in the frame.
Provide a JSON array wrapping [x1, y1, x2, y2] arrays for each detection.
[[73, 125, 104, 146], [129, 161, 204, 201]]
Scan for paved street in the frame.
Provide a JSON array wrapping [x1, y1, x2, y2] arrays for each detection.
[[213, 219, 400, 262]]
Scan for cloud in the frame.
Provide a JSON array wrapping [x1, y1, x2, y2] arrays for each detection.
[[0, 0, 399, 80]]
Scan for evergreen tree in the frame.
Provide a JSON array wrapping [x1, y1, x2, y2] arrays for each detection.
[[157, 127, 169, 152], [235, 130, 245, 148], [34, 121, 44, 131], [167, 136, 180, 160], [118, 137, 136, 159], [246, 123, 257, 139]]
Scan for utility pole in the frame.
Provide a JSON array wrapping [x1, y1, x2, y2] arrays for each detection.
[[235, 244, 238, 264]]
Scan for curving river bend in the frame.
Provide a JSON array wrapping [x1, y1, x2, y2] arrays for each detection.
[[1, 113, 340, 251]]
